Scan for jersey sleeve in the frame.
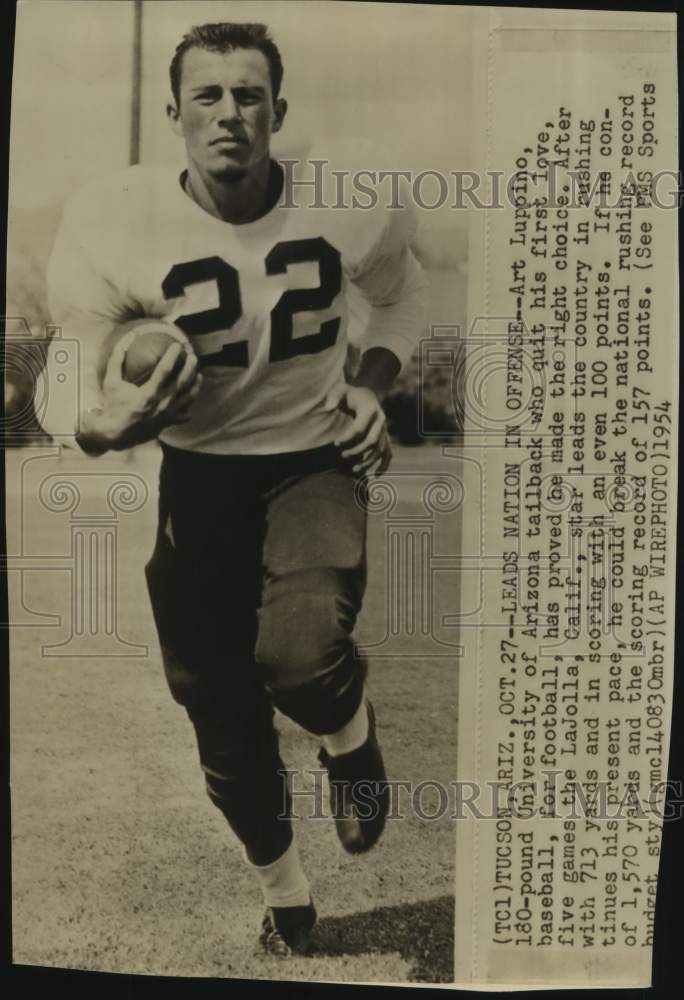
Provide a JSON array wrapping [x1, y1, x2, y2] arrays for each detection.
[[348, 204, 429, 367], [42, 192, 132, 448]]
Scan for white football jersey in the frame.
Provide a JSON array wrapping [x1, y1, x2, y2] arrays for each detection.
[[46, 148, 426, 454]]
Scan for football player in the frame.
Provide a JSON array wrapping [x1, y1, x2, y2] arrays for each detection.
[[43, 22, 428, 958]]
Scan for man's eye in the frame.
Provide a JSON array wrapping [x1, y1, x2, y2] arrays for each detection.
[[195, 93, 218, 104], [236, 91, 261, 104]]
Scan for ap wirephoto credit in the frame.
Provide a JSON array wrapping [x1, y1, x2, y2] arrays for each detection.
[[3, 0, 679, 991]]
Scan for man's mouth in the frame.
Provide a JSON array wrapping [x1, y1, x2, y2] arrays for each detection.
[[210, 136, 245, 146]]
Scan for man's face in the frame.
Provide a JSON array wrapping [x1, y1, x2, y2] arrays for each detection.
[[168, 46, 286, 179]]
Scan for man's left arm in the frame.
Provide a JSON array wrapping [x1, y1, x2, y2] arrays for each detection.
[[329, 219, 429, 475]]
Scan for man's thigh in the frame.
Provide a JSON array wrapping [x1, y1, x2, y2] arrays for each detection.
[[145, 448, 266, 709], [263, 466, 367, 582]]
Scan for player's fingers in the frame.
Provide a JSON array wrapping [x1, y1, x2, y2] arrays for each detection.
[[164, 374, 203, 415], [340, 415, 386, 457], [162, 387, 200, 424], [155, 392, 177, 415], [144, 343, 184, 398], [352, 451, 384, 476], [351, 432, 391, 476], [103, 330, 138, 389], [334, 405, 381, 448], [182, 372, 203, 399], [173, 348, 199, 394], [351, 453, 376, 475], [163, 324, 193, 352], [375, 442, 393, 476], [350, 438, 382, 471], [177, 371, 203, 401], [335, 409, 385, 454]]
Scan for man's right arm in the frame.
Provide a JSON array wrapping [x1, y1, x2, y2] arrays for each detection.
[[43, 190, 128, 453], [42, 191, 199, 455]]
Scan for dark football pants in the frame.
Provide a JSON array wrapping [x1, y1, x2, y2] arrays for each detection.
[[144, 443, 368, 865]]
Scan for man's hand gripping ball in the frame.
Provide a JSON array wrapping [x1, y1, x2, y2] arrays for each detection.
[[92, 319, 202, 451]]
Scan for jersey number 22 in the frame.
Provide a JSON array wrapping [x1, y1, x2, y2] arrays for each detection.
[[161, 237, 342, 368]]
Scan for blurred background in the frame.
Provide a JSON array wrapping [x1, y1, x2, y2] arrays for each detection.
[[5, 0, 472, 445]]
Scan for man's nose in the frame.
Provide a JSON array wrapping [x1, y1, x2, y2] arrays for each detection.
[[216, 92, 241, 122]]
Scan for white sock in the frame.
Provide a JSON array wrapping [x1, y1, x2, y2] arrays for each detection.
[[246, 838, 311, 909], [321, 697, 369, 757]]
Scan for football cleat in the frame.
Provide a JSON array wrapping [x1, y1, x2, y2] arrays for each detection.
[[258, 900, 317, 958], [318, 700, 389, 854]]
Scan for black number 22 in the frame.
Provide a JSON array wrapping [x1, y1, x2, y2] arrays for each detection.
[[161, 237, 342, 368]]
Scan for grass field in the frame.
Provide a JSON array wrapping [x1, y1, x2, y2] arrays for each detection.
[[8, 442, 461, 984]]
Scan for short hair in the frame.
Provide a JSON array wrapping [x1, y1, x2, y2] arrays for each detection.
[[169, 22, 284, 106]]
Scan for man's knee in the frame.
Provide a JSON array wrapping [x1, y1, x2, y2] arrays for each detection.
[[255, 570, 365, 733], [256, 571, 359, 691]]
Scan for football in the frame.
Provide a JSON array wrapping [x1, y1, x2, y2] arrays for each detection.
[[98, 318, 187, 387]]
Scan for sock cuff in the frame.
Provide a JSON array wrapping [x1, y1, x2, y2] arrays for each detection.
[[321, 694, 369, 757], [246, 836, 311, 909]]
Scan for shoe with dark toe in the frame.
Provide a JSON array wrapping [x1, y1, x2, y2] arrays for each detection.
[[318, 700, 389, 854], [258, 900, 317, 958]]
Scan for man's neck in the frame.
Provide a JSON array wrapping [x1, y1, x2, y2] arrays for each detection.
[[184, 157, 281, 224]]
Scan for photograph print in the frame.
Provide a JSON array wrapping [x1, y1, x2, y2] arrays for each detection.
[[6, 0, 471, 983]]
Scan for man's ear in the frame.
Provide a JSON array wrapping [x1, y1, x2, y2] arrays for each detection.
[[272, 97, 287, 134], [167, 102, 183, 137]]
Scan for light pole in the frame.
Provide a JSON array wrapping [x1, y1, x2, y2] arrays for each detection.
[[129, 0, 143, 165]]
